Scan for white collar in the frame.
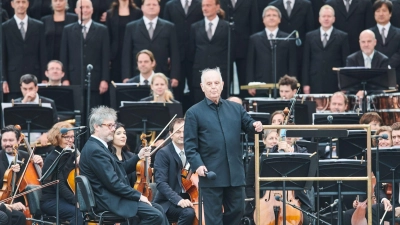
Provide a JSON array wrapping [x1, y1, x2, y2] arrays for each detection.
[[172, 142, 184, 155], [91, 135, 108, 149], [377, 22, 391, 35], [79, 19, 93, 30], [205, 16, 219, 26], [14, 15, 28, 28], [140, 71, 154, 84], [320, 26, 333, 37], [265, 28, 279, 38], [143, 16, 158, 27]]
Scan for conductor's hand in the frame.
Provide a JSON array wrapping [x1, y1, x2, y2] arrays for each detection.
[[178, 199, 193, 208], [138, 147, 151, 160], [10, 164, 20, 173], [139, 195, 152, 206], [32, 155, 44, 167], [196, 165, 207, 177], [253, 121, 263, 132], [382, 198, 393, 211]]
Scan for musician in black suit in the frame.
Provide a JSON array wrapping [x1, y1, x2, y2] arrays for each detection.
[[13, 74, 58, 124], [163, 0, 203, 102], [0, 125, 44, 225], [121, 0, 180, 89], [219, 0, 261, 97], [126, 49, 156, 84], [369, 0, 400, 86], [188, 0, 231, 104], [246, 6, 297, 97], [346, 30, 389, 69], [154, 118, 195, 225], [40, 0, 78, 64], [106, 0, 142, 83], [326, 0, 375, 53], [303, 5, 349, 94], [60, 0, 110, 108], [2, 0, 47, 101], [269, 0, 314, 81], [79, 106, 167, 224]]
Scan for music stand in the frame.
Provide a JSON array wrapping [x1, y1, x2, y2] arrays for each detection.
[[260, 153, 318, 225], [245, 98, 316, 124], [336, 130, 368, 159], [37, 85, 81, 120], [109, 83, 151, 110], [313, 113, 362, 125], [317, 159, 367, 225], [39, 148, 74, 225], [370, 149, 400, 225], [337, 68, 396, 113], [3, 105, 53, 143]]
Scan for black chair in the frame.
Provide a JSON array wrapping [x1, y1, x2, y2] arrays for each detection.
[[75, 175, 131, 225]]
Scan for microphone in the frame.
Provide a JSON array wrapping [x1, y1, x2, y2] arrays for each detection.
[[60, 126, 87, 134], [204, 171, 217, 180], [295, 31, 302, 46], [327, 115, 333, 124], [87, 64, 93, 72], [275, 195, 282, 201], [372, 133, 389, 139], [330, 199, 339, 207]]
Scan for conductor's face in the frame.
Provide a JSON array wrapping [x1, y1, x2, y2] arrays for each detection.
[[200, 70, 224, 103], [1, 132, 18, 155]]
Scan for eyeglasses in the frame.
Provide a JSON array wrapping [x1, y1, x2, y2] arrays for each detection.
[[61, 135, 75, 140], [100, 123, 117, 129]]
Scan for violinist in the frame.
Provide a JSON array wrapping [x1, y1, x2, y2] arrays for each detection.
[[0, 125, 45, 225], [141, 73, 180, 103], [278, 75, 298, 100], [270, 111, 285, 125], [153, 118, 195, 225], [359, 112, 383, 131], [40, 122, 83, 225], [79, 106, 168, 225]]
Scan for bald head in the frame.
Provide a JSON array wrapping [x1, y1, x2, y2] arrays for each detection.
[[75, 0, 93, 23], [359, 30, 376, 56]]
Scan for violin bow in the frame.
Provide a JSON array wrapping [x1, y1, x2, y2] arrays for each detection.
[[1, 180, 59, 204], [150, 123, 185, 156], [149, 114, 177, 146]]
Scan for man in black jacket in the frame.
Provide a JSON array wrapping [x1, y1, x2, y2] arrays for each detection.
[[2, 0, 47, 101], [154, 118, 195, 225]]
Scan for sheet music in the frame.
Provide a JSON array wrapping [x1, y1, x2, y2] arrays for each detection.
[[1, 103, 53, 128]]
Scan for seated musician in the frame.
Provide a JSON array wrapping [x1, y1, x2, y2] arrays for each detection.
[[359, 112, 383, 130], [343, 126, 395, 225], [79, 106, 168, 224], [40, 122, 83, 225], [42, 60, 69, 86], [141, 73, 179, 103], [391, 122, 400, 146], [153, 118, 195, 225], [124, 49, 155, 84], [329, 91, 348, 113], [278, 75, 298, 100], [270, 111, 285, 125], [0, 125, 45, 225]]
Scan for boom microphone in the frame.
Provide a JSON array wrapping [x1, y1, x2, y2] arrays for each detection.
[[87, 64, 93, 72], [60, 126, 87, 134], [371, 133, 388, 139]]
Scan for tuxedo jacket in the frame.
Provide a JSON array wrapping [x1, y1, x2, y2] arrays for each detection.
[[246, 29, 297, 84], [106, 7, 143, 61], [346, 50, 389, 69], [41, 13, 78, 62], [326, 0, 375, 53], [269, 0, 315, 42], [121, 18, 180, 80], [163, 0, 203, 61], [13, 95, 58, 123], [2, 17, 47, 93], [302, 28, 350, 93], [219, 0, 261, 58], [60, 22, 110, 89], [153, 143, 185, 212]]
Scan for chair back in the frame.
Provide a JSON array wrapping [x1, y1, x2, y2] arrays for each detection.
[[25, 185, 42, 216], [75, 175, 96, 213]]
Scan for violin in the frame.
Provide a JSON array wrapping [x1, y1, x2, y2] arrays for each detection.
[[133, 134, 153, 201], [0, 144, 20, 201]]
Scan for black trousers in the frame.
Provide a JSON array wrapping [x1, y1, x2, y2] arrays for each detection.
[[41, 197, 84, 225], [202, 186, 244, 225], [135, 202, 169, 225], [165, 193, 195, 225]]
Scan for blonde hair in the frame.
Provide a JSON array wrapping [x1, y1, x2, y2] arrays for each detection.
[[151, 73, 175, 103]]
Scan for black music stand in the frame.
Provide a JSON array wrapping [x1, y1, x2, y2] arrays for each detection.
[[317, 159, 367, 225], [370, 149, 400, 225], [39, 148, 74, 225], [336, 130, 368, 159], [37, 85, 81, 120], [259, 153, 318, 225], [3, 105, 53, 143], [249, 99, 316, 124], [109, 83, 151, 110], [313, 113, 362, 125], [337, 68, 396, 113]]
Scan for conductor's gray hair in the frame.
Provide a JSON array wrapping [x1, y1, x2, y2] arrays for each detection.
[[200, 67, 223, 84]]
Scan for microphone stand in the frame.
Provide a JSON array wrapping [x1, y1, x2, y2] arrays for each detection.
[[226, 3, 234, 98], [86, 65, 92, 135], [73, 127, 86, 225], [270, 30, 297, 99], [278, 198, 332, 225], [0, 0, 3, 116], [375, 136, 381, 225]]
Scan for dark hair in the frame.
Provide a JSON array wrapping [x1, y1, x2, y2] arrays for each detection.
[[278, 75, 298, 90], [169, 118, 185, 133], [20, 74, 38, 86], [1, 125, 21, 140], [373, 0, 392, 14], [270, 110, 285, 125], [109, 0, 138, 17], [359, 112, 383, 126], [108, 122, 131, 154]]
